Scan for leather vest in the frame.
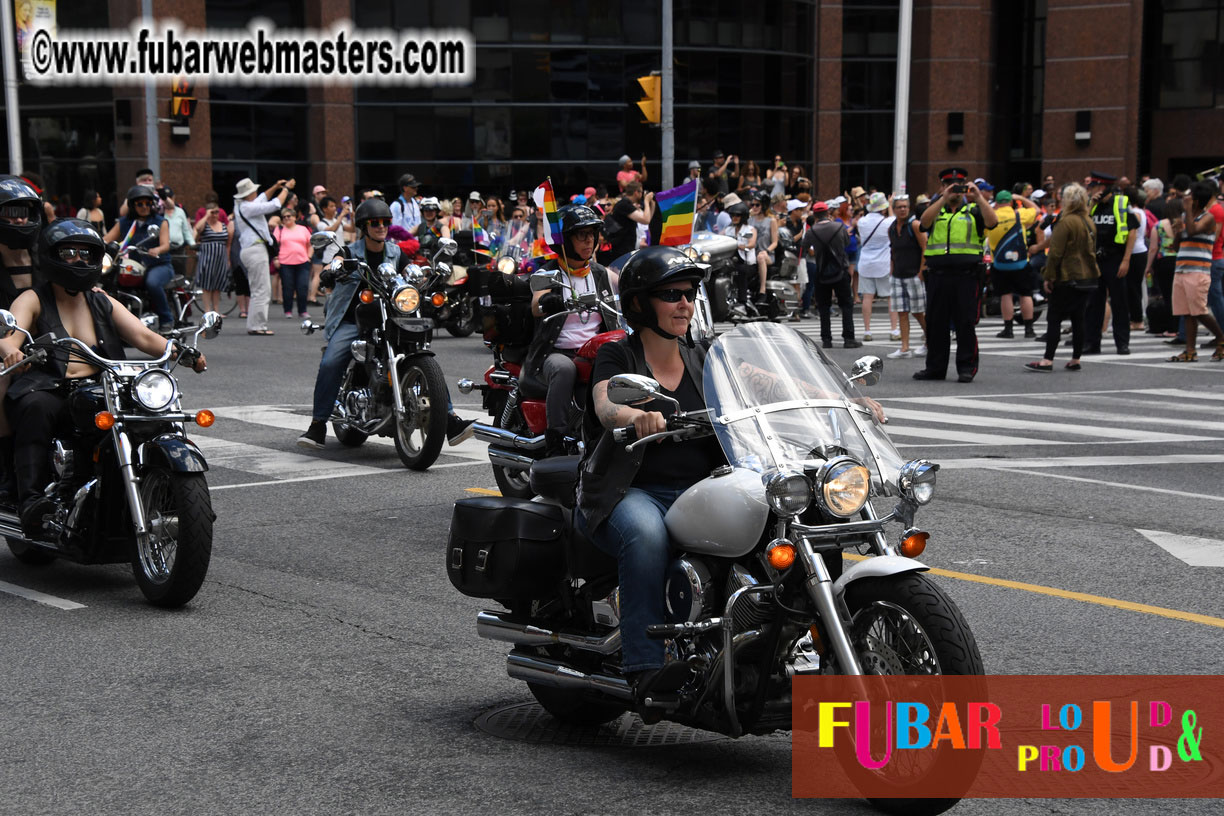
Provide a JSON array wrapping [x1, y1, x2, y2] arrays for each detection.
[[8, 283, 126, 399]]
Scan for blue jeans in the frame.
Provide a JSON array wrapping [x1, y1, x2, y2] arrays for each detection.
[[144, 261, 176, 326], [582, 484, 688, 673], [1210, 259, 1224, 328], [280, 262, 311, 315], [310, 321, 454, 422]]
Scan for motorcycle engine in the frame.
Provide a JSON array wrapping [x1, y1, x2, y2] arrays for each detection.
[[343, 388, 374, 423], [726, 563, 774, 632], [664, 557, 714, 623]]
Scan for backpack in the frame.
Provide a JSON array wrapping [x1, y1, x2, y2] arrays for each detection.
[[992, 212, 1030, 271], [602, 209, 624, 241]]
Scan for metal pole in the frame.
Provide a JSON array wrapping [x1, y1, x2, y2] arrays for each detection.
[[892, 0, 913, 194], [661, 0, 674, 189], [0, 0, 23, 174], [142, 0, 159, 178]]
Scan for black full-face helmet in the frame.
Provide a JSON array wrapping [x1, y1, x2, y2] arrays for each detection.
[[617, 246, 707, 340], [0, 175, 43, 250], [39, 218, 105, 293], [354, 197, 392, 235], [557, 204, 602, 260]]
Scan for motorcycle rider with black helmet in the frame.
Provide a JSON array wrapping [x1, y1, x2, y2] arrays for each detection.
[[575, 245, 720, 703], [103, 185, 176, 332], [0, 219, 206, 539], [297, 198, 472, 449], [524, 204, 617, 456], [0, 175, 44, 503]]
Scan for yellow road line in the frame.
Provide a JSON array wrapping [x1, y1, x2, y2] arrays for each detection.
[[845, 553, 1224, 630], [464, 487, 502, 496]]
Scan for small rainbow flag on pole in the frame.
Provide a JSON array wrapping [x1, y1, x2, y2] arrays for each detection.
[[116, 220, 139, 253], [533, 177, 563, 250], [655, 179, 699, 247]]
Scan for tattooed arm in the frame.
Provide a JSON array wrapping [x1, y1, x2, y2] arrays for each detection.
[[592, 380, 667, 438], [734, 360, 887, 423]]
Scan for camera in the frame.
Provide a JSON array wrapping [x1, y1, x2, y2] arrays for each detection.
[[951, 184, 968, 194]]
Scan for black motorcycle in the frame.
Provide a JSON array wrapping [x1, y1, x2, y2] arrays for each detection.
[[303, 232, 451, 470], [416, 230, 482, 338], [0, 310, 222, 608]]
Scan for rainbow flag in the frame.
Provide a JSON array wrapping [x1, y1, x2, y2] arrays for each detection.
[[530, 236, 558, 260], [533, 178, 563, 249], [116, 220, 139, 253], [656, 179, 699, 246]]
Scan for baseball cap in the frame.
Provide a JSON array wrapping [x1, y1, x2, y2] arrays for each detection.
[[584, 186, 597, 199], [830, 195, 848, 206], [469, 190, 482, 201], [312, 185, 327, 196], [810, 201, 829, 214], [713, 149, 725, 158], [975, 178, 994, 192], [1031, 189, 1047, 201], [995, 190, 1013, 204], [786, 199, 807, 212]]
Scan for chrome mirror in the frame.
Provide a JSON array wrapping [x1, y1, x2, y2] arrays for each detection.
[[310, 231, 339, 249], [529, 270, 563, 292], [606, 373, 679, 412], [846, 355, 883, 387], [146, 224, 160, 239], [200, 311, 223, 339], [0, 309, 18, 338], [434, 237, 458, 261]]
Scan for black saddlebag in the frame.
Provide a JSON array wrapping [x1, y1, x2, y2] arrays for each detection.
[[447, 496, 565, 599]]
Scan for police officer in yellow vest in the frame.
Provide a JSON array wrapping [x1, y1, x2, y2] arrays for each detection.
[[914, 167, 998, 383], [1084, 170, 1139, 355]]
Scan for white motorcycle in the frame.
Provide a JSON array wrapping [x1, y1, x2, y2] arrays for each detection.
[[448, 321, 983, 815]]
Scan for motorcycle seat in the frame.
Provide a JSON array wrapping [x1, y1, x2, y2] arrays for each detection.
[[518, 368, 546, 399], [529, 454, 582, 508]]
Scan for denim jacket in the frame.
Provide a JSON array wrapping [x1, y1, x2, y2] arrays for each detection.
[[323, 238, 402, 341]]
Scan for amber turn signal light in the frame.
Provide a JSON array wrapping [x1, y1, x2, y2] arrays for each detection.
[[900, 530, 929, 558], [431, 292, 447, 307], [195, 409, 215, 428], [766, 541, 797, 570], [359, 289, 375, 304], [94, 411, 116, 430]]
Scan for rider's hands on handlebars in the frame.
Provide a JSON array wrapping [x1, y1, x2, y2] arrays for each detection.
[[631, 409, 667, 442], [539, 291, 565, 316]]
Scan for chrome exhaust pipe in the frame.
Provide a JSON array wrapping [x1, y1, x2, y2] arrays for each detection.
[[488, 449, 535, 471], [477, 611, 621, 654], [472, 422, 546, 451], [506, 652, 633, 702]]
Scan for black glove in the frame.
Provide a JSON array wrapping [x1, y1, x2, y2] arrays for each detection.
[[319, 268, 338, 288], [539, 291, 565, 316]]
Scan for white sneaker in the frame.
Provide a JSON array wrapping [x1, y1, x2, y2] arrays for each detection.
[[887, 348, 914, 359], [889, 330, 901, 341], [914, 345, 927, 357], [862, 332, 873, 342]]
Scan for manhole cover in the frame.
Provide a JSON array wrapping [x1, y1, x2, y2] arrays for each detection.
[[474, 702, 726, 747]]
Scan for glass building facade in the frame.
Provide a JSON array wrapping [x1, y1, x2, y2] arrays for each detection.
[[352, 0, 817, 198]]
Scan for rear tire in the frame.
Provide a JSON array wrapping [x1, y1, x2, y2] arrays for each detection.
[[132, 470, 213, 608], [6, 538, 56, 565], [445, 298, 478, 337], [393, 357, 448, 470], [528, 682, 628, 726], [332, 421, 369, 447]]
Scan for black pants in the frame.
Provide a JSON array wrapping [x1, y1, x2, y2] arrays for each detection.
[[7, 389, 69, 507], [1043, 285, 1093, 361], [541, 350, 578, 434], [1085, 253, 1130, 350], [1127, 251, 1147, 323], [924, 269, 981, 378], [734, 262, 759, 304], [813, 275, 856, 342]]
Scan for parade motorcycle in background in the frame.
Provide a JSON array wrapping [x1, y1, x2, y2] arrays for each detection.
[[448, 322, 982, 816], [0, 310, 223, 608], [459, 268, 623, 499], [302, 232, 452, 470]]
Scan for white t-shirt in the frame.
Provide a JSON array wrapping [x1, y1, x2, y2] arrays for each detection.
[[1129, 207, 1148, 254], [555, 269, 603, 350], [733, 224, 757, 263], [856, 212, 895, 278]]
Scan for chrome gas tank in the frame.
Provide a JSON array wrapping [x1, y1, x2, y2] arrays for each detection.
[[664, 467, 769, 557]]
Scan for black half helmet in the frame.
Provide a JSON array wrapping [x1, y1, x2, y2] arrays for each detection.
[[39, 218, 105, 293], [0, 175, 43, 249], [618, 246, 707, 339], [125, 184, 157, 212], [354, 197, 392, 231], [557, 204, 603, 259]]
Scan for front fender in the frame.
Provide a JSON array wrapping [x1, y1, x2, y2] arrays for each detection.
[[832, 555, 928, 599], [140, 434, 209, 473]]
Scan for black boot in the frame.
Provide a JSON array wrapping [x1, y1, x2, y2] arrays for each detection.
[[996, 319, 1014, 338], [545, 429, 567, 458], [1023, 319, 1036, 338], [0, 437, 15, 507]]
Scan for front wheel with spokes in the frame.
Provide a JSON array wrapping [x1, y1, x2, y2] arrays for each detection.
[[132, 469, 213, 608], [393, 357, 448, 470]]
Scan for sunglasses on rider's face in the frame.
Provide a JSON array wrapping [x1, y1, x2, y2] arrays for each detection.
[[651, 287, 697, 303], [750, 202, 762, 208], [133, 199, 152, 208], [57, 246, 99, 263], [365, 218, 390, 228]]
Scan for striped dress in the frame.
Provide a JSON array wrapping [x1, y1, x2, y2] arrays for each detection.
[[1175, 212, 1215, 275], [195, 222, 231, 291]]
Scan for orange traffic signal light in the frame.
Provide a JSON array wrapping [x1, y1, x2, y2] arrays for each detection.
[[636, 74, 660, 124]]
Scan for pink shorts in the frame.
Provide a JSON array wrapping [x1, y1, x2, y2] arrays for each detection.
[[1172, 272, 1211, 316]]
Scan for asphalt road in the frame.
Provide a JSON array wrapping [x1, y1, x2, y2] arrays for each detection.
[[2, 310, 1223, 816]]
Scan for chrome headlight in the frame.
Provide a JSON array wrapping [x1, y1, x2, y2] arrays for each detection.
[[815, 456, 871, 518], [898, 459, 939, 505], [700, 252, 711, 263], [132, 369, 178, 412], [393, 285, 420, 313], [684, 246, 699, 260], [765, 470, 812, 517], [496, 256, 517, 275]]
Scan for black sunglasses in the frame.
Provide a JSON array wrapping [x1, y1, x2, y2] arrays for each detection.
[[651, 287, 697, 303], [57, 246, 99, 263], [365, 218, 390, 227]]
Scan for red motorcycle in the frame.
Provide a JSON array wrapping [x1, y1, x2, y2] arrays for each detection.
[[458, 270, 622, 499]]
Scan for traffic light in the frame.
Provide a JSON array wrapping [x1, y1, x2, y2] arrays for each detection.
[[636, 74, 660, 125], [169, 76, 195, 142]]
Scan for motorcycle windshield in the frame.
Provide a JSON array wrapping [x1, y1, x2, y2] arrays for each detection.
[[703, 322, 905, 495]]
